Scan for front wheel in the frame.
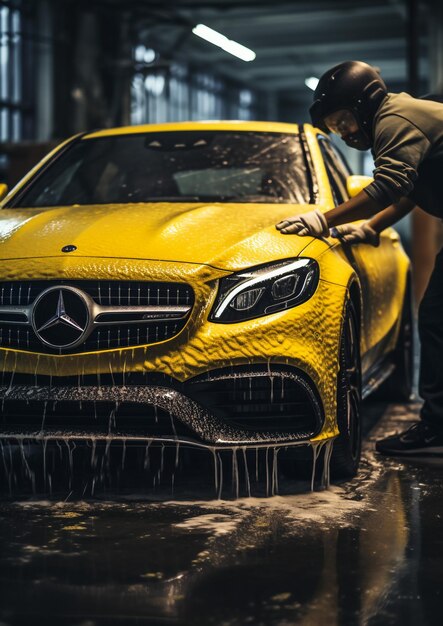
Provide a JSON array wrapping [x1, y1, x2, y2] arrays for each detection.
[[331, 300, 362, 479]]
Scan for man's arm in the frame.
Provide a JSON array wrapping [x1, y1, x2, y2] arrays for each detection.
[[276, 189, 384, 235], [331, 197, 416, 245], [324, 189, 385, 227], [364, 114, 431, 208], [367, 196, 415, 232]]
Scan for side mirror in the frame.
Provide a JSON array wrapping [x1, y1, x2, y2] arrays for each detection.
[[346, 175, 373, 198], [0, 183, 9, 203]]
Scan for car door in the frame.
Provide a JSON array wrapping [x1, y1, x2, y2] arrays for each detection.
[[317, 136, 403, 373]]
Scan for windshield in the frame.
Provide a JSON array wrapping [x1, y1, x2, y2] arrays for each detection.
[[10, 131, 311, 207]]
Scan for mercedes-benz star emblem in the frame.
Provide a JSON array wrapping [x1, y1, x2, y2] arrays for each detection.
[[32, 286, 91, 349]]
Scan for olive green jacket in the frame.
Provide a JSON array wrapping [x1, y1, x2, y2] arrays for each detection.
[[364, 92, 443, 217]]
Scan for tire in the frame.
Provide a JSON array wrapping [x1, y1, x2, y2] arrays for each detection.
[[331, 299, 362, 479], [377, 282, 413, 402]]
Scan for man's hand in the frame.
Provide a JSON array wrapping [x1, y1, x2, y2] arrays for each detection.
[[330, 222, 380, 246], [275, 209, 329, 237]]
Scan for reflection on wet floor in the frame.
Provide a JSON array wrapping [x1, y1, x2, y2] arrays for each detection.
[[1, 399, 443, 625]]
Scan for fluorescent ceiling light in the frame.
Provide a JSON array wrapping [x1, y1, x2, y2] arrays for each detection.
[[305, 76, 319, 91], [192, 24, 256, 62]]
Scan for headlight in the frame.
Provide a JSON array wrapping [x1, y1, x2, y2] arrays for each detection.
[[210, 258, 319, 323]]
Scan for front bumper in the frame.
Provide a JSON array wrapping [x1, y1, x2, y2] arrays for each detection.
[[0, 366, 323, 448]]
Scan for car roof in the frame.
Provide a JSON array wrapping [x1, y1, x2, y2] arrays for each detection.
[[83, 120, 300, 139]]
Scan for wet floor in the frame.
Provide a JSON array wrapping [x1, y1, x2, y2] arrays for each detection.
[[1, 399, 442, 625]]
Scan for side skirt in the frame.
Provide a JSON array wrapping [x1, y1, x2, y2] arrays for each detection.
[[362, 355, 395, 400]]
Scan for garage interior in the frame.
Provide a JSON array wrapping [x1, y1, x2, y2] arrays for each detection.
[[1, 1, 443, 624]]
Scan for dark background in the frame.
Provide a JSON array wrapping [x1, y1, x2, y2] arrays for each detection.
[[0, 0, 442, 299]]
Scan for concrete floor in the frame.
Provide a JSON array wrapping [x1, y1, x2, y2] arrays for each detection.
[[0, 399, 442, 626]]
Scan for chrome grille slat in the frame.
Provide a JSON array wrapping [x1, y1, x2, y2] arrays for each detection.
[[0, 280, 194, 354], [0, 280, 193, 307]]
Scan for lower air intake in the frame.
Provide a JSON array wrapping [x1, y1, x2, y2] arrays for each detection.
[[186, 366, 323, 437]]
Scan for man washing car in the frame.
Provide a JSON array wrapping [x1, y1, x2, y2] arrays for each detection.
[[276, 60, 443, 457]]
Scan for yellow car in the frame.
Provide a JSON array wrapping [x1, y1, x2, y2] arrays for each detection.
[[0, 121, 411, 479]]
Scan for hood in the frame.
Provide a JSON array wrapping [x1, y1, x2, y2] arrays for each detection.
[[0, 202, 324, 271]]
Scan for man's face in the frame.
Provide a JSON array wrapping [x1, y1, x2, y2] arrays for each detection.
[[323, 109, 359, 141]]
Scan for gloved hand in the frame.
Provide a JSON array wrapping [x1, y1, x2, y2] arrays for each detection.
[[275, 209, 329, 237], [330, 222, 380, 246]]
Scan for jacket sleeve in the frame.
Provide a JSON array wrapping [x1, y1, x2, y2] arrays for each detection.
[[364, 114, 432, 208]]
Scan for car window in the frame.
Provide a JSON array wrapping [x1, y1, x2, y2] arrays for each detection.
[[318, 137, 349, 205], [10, 131, 312, 207], [327, 142, 353, 178]]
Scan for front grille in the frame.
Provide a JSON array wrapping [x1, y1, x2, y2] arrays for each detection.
[[0, 322, 185, 353], [0, 280, 194, 307], [0, 280, 194, 354]]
